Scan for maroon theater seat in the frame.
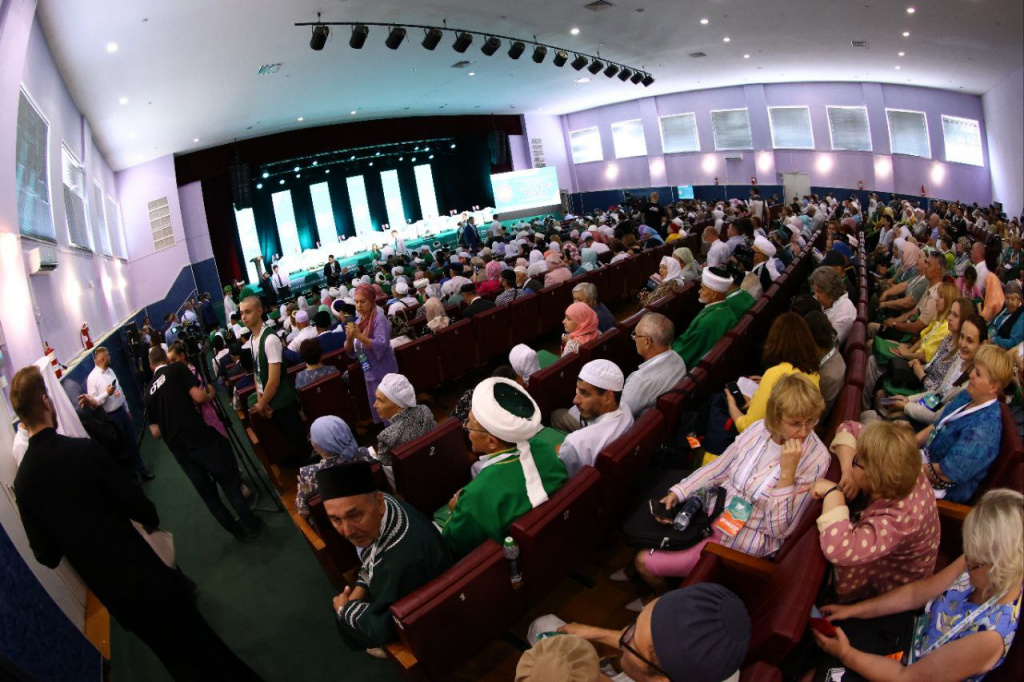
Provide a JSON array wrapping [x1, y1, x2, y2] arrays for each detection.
[[578, 329, 620, 364], [595, 411, 666, 522], [298, 373, 359, 426], [843, 349, 867, 389], [695, 337, 736, 394], [602, 260, 629, 302], [740, 662, 783, 682], [508, 294, 541, 347], [844, 321, 867, 353], [527, 352, 584, 423], [306, 493, 360, 576], [655, 372, 700, 433], [395, 334, 441, 392], [473, 304, 511, 364], [537, 284, 567, 336], [391, 418, 473, 518], [435, 319, 475, 383]]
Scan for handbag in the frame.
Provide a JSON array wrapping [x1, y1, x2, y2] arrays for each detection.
[[623, 469, 726, 551]]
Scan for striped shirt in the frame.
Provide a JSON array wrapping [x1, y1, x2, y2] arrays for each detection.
[[669, 421, 830, 558]]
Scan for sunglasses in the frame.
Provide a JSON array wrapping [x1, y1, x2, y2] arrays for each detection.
[[619, 621, 670, 679]]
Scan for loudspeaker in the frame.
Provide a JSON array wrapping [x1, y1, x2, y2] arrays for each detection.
[[229, 162, 253, 210]]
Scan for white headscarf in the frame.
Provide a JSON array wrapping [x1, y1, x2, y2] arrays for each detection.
[[378, 373, 416, 408], [509, 344, 541, 383], [660, 256, 684, 285]]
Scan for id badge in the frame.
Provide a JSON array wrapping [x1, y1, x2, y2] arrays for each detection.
[[356, 350, 371, 372], [713, 496, 752, 537]]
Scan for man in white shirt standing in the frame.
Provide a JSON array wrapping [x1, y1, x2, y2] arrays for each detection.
[[271, 265, 291, 302], [555, 360, 635, 478], [490, 215, 504, 241], [621, 314, 688, 418], [86, 347, 153, 481], [391, 230, 408, 257]]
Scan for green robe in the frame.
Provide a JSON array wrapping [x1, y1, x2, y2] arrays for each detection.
[[337, 494, 452, 649], [671, 300, 738, 369], [440, 440, 568, 558], [725, 289, 756, 319]]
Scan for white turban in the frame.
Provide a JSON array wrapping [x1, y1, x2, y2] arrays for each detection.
[[328, 287, 341, 298], [395, 281, 409, 295], [378, 373, 416, 409], [752, 235, 777, 258], [414, 278, 429, 289], [578, 359, 624, 392], [701, 267, 733, 293], [509, 344, 541, 383], [471, 378, 547, 507]]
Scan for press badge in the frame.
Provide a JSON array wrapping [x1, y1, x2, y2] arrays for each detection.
[[713, 496, 752, 537], [356, 351, 371, 372]]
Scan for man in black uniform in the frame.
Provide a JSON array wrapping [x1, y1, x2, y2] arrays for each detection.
[[11, 365, 262, 682], [324, 254, 342, 287], [145, 346, 261, 540], [642, 191, 668, 237]]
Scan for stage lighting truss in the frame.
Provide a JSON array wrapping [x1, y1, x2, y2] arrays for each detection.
[[256, 137, 459, 182], [293, 19, 651, 86]]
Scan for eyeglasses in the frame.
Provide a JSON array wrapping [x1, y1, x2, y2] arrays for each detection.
[[619, 621, 670, 679], [783, 418, 819, 430], [966, 557, 989, 573], [630, 330, 651, 342], [461, 418, 488, 434]]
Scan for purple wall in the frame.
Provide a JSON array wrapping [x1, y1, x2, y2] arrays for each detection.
[[522, 113, 576, 194], [983, 67, 1024, 216], [561, 82, 993, 205]]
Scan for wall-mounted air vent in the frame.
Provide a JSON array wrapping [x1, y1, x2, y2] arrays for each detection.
[[584, 0, 615, 10], [257, 63, 282, 75], [689, 52, 707, 58], [148, 197, 175, 251], [851, 41, 868, 48]]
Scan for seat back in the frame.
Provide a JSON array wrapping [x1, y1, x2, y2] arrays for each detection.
[[298, 373, 359, 425], [306, 493, 361, 575], [537, 284, 567, 335], [472, 304, 511, 364], [664, 281, 701, 330], [578, 329, 621, 365], [391, 418, 473, 518], [394, 334, 441, 393], [972, 403, 1024, 501], [508, 294, 541, 347], [509, 467, 603, 602], [249, 408, 300, 467], [389, 541, 523, 679], [527, 353, 584, 423], [695, 337, 735, 393], [602, 261, 628, 302], [595, 412, 666, 522], [818, 384, 862, 446], [843, 348, 867, 389], [435, 319, 475, 383]]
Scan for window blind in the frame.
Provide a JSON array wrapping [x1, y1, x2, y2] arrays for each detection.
[[659, 113, 700, 153], [941, 115, 983, 166], [887, 110, 930, 158], [769, 107, 814, 149], [62, 146, 92, 250], [569, 127, 603, 163], [711, 109, 753, 150], [827, 106, 872, 151], [611, 119, 647, 158], [90, 182, 112, 256], [16, 91, 55, 241]]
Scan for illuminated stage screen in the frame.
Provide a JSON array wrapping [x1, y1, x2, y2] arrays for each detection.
[[490, 167, 561, 213], [677, 185, 695, 200]]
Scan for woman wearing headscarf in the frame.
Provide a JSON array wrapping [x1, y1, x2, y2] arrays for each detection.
[[374, 373, 437, 466], [673, 247, 701, 280], [561, 302, 600, 356], [572, 248, 600, 277], [525, 262, 547, 293], [295, 416, 373, 519], [476, 260, 503, 297], [638, 224, 665, 246], [544, 253, 572, 287], [420, 297, 451, 336], [640, 256, 686, 307], [529, 249, 544, 265], [345, 284, 399, 423], [509, 344, 541, 386]]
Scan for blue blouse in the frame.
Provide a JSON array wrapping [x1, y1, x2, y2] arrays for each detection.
[[989, 307, 1024, 350], [927, 392, 1003, 504]]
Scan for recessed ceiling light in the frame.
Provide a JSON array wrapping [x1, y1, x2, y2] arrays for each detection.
[[369, 162, 374, 166], [192, 138, 199, 143], [350, 155, 355, 160], [743, 54, 750, 59], [700, 18, 709, 25], [399, 157, 404, 161], [575, 77, 590, 83], [256, 183, 263, 189], [279, 179, 285, 185], [468, 72, 475, 76], [262, 171, 269, 178], [906, 7, 916, 13], [118, 97, 128, 105], [723, 36, 731, 42], [429, 154, 435, 159], [106, 42, 118, 53], [450, 143, 457, 149], [895, 65, 901, 70], [570, 27, 580, 35], [293, 166, 300, 172], [902, 31, 910, 37], [350, 110, 357, 115], [129, 132, 136, 139], [325, 169, 330, 174], [297, 116, 304, 121]]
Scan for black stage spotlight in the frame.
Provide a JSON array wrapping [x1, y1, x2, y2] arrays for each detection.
[[618, 67, 632, 81], [571, 54, 588, 70], [482, 36, 501, 56], [385, 26, 406, 49], [532, 45, 548, 63], [350, 24, 369, 49], [508, 41, 526, 59], [587, 59, 604, 75], [642, 74, 655, 87], [553, 50, 568, 67], [604, 63, 620, 78], [630, 71, 645, 84], [422, 27, 443, 50], [453, 32, 473, 53], [310, 24, 329, 51]]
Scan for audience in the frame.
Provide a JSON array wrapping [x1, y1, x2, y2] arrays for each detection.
[[345, 284, 399, 423], [554, 360, 635, 476], [561, 302, 600, 356], [811, 265, 857, 346], [639, 256, 686, 307], [989, 280, 1023, 349], [621, 313, 688, 418], [572, 282, 616, 333], [804, 310, 846, 415], [671, 267, 738, 368], [295, 416, 373, 519], [294, 338, 340, 389], [372, 373, 436, 466], [460, 282, 496, 317], [509, 344, 541, 386]]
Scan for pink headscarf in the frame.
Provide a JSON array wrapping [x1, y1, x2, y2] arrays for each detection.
[[485, 260, 502, 280], [354, 285, 377, 336], [565, 302, 599, 345]]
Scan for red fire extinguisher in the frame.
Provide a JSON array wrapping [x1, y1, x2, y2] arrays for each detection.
[[858, 180, 864, 190], [80, 322, 93, 349], [44, 340, 62, 379], [920, 185, 926, 197], [751, 176, 758, 186], [714, 175, 720, 186]]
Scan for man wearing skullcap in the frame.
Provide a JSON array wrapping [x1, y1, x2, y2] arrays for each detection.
[[515, 634, 601, 682], [441, 379, 568, 557], [286, 309, 317, 352], [749, 234, 780, 296], [671, 267, 739, 369], [387, 281, 419, 316], [372, 374, 436, 466], [560, 584, 750, 682], [319, 462, 451, 656], [556, 360, 634, 478]]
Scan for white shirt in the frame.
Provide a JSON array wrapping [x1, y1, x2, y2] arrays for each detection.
[[182, 309, 198, 324], [87, 365, 125, 413], [212, 347, 231, 379], [974, 260, 990, 294], [394, 237, 408, 255], [621, 350, 688, 418], [287, 325, 318, 353], [12, 425, 29, 467], [611, 253, 629, 264], [559, 408, 635, 478], [706, 240, 731, 269], [490, 220, 503, 238], [231, 323, 247, 338], [272, 271, 289, 291], [387, 296, 419, 316], [248, 325, 283, 396], [826, 293, 857, 346], [224, 295, 239, 319]]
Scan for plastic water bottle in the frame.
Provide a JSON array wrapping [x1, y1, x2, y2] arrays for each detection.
[[503, 537, 523, 589], [672, 495, 704, 532]]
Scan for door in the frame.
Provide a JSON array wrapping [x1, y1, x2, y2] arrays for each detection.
[[781, 172, 812, 205]]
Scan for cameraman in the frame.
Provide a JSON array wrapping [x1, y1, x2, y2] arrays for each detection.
[[145, 346, 261, 540], [642, 191, 668, 237]]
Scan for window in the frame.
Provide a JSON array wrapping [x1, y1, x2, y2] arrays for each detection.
[[15, 89, 55, 241], [659, 113, 700, 154], [104, 194, 127, 258], [89, 181, 112, 256], [611, 119, 647, 158], [827, 106, 872, 151], [768, 106, 814, 149], [569, 127, 603, 163], [886, 109, 930, 158], [711, 109, 753, 150], [61, 145, 91, 250], [942, 115, 983, 166]]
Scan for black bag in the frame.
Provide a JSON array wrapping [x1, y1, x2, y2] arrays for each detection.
[[623, 468, 726, 551], [887, 356, 923, 390]]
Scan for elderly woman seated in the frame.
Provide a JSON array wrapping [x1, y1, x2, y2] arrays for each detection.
[[812, 489, 1022, 682], [509, 344, 541, 387], [626, 374, 830, 602], [639, 256, 687, 308], [814, 420, 940, 602], [295, 416, 373, 519], [373, 373, 437, 467]]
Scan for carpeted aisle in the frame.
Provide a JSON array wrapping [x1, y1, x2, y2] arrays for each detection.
[[109, 393, 400, 682]]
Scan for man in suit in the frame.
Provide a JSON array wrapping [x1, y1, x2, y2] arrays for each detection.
[[324, 255, 342, 287], [10, 365, 262, 682], [460, 282, 495, 318]]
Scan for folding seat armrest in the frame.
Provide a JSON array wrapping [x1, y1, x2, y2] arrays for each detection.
[[936, 499, 971, 523], [702, 543, 777, 582]]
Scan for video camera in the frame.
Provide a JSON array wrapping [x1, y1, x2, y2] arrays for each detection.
[[174, 321, 206, 359]]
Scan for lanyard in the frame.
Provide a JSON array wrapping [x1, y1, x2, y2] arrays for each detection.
[[819, 346, 837, 367], [935, 398, 995, 433], [477, 447, 518, 472], [909, 588, 1006, 664]]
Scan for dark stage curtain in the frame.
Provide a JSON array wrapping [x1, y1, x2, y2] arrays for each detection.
[[363, 171, 388, 234], [201, 174, 245, 284], [398, 164, 421, 225], [327, 177, 355, 240], [250, 183, 282, 262], [290, 185, 318, 250]]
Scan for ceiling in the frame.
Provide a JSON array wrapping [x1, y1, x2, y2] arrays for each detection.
[[37, 0, 1024, 171]]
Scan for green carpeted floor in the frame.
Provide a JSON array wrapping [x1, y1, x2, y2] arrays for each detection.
[[110, 393, 401, 682]]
